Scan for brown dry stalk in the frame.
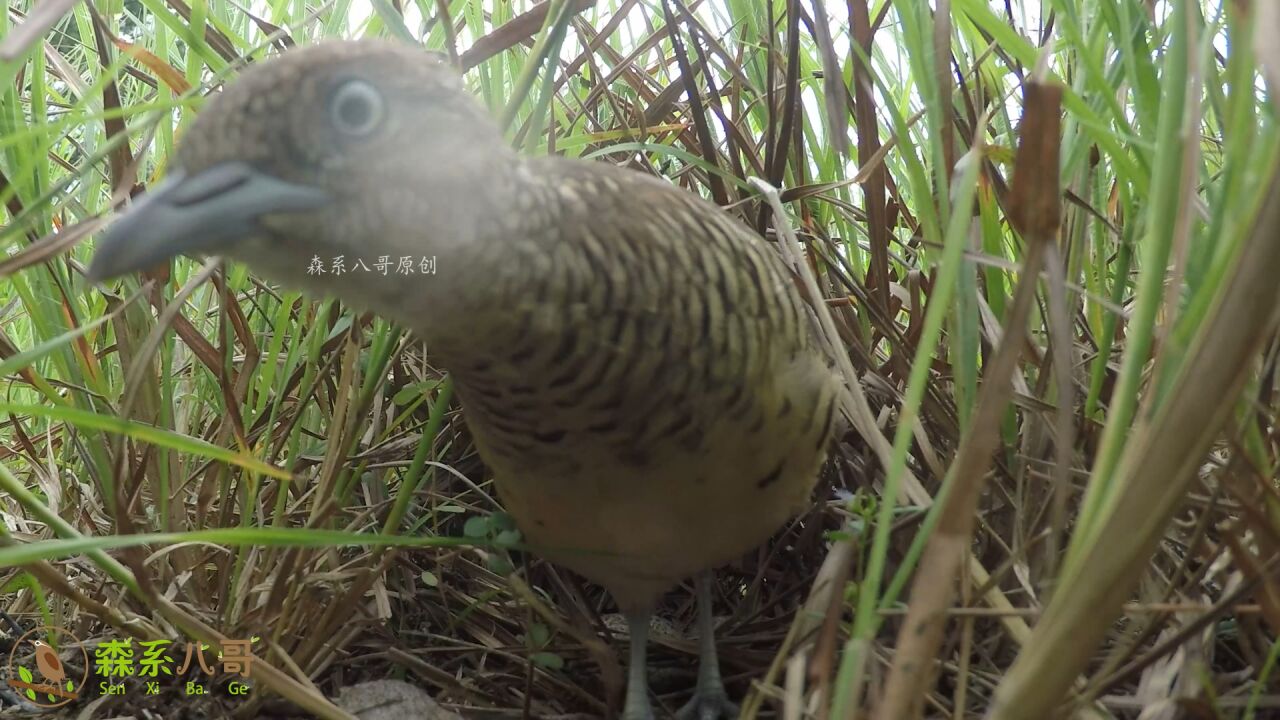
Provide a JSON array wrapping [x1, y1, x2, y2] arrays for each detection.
[[988, 122, 1280, 720], [874, 78, 1062, 720]]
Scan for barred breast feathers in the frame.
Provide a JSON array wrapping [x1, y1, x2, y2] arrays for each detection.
[[437, 158, 838, 470]]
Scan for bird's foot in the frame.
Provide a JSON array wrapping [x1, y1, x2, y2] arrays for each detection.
[[674, 685, 738, 720]]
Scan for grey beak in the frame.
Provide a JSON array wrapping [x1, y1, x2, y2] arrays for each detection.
[[87, 161, 330, 282]]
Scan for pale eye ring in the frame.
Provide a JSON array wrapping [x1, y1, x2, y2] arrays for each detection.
[[329, 79, 384, 137]]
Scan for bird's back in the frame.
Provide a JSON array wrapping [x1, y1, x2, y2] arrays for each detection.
[[431, 158, 841, 609]]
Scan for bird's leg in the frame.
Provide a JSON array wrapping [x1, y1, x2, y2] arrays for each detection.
[[676, 573, 738, 720], [623, 611, 656, 720]]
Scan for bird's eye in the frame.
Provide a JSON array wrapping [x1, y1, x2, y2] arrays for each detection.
[[328, 79, 384, 137]]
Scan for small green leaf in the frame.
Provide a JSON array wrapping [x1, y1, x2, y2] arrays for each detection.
[[392, 380, 439, 405], [494, 529, 521, 547], [463, 516, 490, 538], [485, 553, 514, 576], [25, 688, 35, 701], [530, 651, 564, 670], [437, 504, 466, 514], [490, 512, 517, 532], [421, 570, 439, 587], [528, 622, 550, 647]]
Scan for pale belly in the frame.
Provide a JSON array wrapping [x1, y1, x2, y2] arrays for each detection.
[[468, 382, 835, 611]]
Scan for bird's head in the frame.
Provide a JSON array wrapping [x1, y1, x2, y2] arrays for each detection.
[[32, 640, 66, 681], [89, 40, 517, 315]]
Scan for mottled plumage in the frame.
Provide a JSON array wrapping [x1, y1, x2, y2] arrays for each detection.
[[89, 40, 840, 719], [446, 159, 840, 609]]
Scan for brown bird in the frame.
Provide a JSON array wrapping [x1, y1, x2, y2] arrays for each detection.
[[89, 40, 840, 719], [32, 640, 65, 685]]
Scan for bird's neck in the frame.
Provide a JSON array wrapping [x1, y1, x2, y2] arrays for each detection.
[[349, 157, 549, 357]]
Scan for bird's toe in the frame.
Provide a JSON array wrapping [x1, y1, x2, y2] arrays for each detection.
[[674, 688, 738, 720]]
